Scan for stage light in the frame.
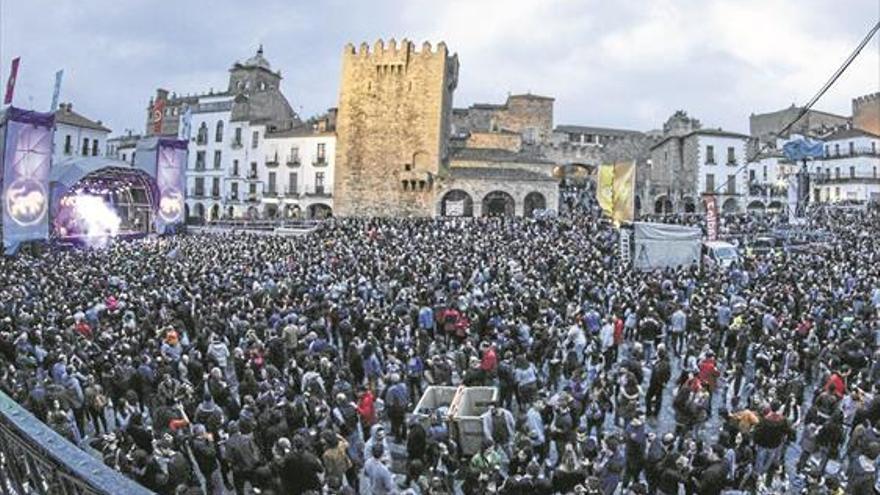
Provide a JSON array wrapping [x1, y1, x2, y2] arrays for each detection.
[[71, 194, 121, 247]]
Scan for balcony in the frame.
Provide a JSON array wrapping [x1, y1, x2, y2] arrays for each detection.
[[313, 157, 328, 167], [285, 189, 300, 198], [814, 175, 880, 185], [193, 164, 207, 172], [227, 194, 241, 203], [192, 190, 205, 198], [211, 190, 221, 199], [748, 184, 786, 198], [246, 194, 259, 203], [196, 136, 208, 146], [727, 160, 737, 166], [821, 148, 879, 160], [305, 186, 331, 198], [265, 155, 279, 168], [287, 157, 301, 167], [231, 140, 243, 149], [247, 172, 259, 180], [264, 189, 278, 198]]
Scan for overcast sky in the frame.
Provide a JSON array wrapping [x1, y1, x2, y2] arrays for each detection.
[[1, 0, 877, 136]]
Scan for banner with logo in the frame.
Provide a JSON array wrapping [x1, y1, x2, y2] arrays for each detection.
[[703, 195, 718, 241], [3, 57, 20, 105], [611, 161, 636, 225], [597, 164, 614, 216], [152, 97, 166, 134], [446, 200, 464, 216], [154, 138, 187, 234], [2, 107, 55, 254]]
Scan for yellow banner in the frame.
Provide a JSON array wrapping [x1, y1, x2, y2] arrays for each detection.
[[597, 164, 614, 216], [612, 161, 636, 225]]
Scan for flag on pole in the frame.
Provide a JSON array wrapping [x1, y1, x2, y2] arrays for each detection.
[[4, 57, 21, 105], [597, 164, 614, 215], [50, 70, 63, 111], [611, 161, 636, 225]]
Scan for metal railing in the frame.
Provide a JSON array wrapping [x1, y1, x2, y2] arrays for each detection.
[[204, 218, 322, 230], [0, 391, 154, 495]]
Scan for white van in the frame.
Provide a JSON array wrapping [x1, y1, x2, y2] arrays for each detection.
[[702, 241, 739, 268]]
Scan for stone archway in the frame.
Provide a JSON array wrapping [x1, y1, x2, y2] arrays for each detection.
[[482, 191, 515, 217], [721, 198, 739, 213], [524, 192, 546, 217], [654, 196, 673, 214], [682, 197, 696, 213], [308, 203, 332, 219], [264, 203, 278, 219], [193, 203, 205, 219], [210, 204, 220, 220], [767, 200, 783, 212], [747, 200, 765, 212], [440, 189, 474, 217]]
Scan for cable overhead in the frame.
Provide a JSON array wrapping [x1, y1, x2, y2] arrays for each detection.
[[712, 19, 880, 195]]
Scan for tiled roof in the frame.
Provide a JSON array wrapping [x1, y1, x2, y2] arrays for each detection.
[[822, 128, 880, 141], [450, 166, 557, 182], [449, 146, 555, 165], [556, 124, 643, 136], [55, 105, 111, 133]]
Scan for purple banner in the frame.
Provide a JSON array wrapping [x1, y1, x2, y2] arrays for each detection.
[[2, 107, 55, 254], [154, 138, 187, 234]]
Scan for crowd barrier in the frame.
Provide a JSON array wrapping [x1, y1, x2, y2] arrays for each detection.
[[0, 391, 153, 495]]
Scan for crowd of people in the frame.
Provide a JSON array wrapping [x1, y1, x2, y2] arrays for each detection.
[[0, 204, 879, 494]]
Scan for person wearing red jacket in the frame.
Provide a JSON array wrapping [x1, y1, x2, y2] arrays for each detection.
[[357, 386, 376, 438], [823, 365, 849, 399], [480, 342, 497, 373]]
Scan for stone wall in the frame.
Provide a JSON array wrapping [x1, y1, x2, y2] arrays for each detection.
[[853, 92, 880, 135], [465, 131, 522, 152], [333, 39, 459, 217], [435, 175, 559, 216], [452, 94, 554, 144]]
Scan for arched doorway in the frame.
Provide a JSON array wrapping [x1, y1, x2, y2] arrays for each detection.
[[246, 206, 259, 219], [767, 200, 783, 212], [210, 204, 220, 221], [440, 189, 474, 217], [284, 204, 301, 219], [193, 203, 205, 220], [264, 204, 278, 219], [524, 192, 546, 217], [185, 204, 190, 221], [654, 196, 673, 214], [721, 198, 738, 214], [308, 203, 332, 219], [482, 191, 515, 217], [747, 200, 765, 213], [682, 197, 696, 213], [226, 206, 234, 218]]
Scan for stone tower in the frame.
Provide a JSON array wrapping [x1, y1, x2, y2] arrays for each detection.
[[334, 39, 459, 217], [853, 92, 880, 136]]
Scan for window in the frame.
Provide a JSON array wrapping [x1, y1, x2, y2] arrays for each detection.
[[705, 174, 715, 192], [835, 167, 840, 179], [64, 135, 72, 155], [289, 146, 299, 162], [232, 159, 239, 176], [834, 144, 840, 156], [315, 172, 325, 193], [91, 139, 99, 156], [874, 166, 877, 178], [317, 143, 326, 162], [251, 130, 259, 149], [268, 172, 276, 194], [81, 138, 89, 155], [762, 165, 767, 181], [727, 147, 735, 164], [231, 182, 239, 198], [849, 141, 854, 155], [234, 128, 242, 146], [705, 145, 715, 164], [727, 175, 736, 195], [194, 177, 204, 196], [213, 150, 222, 169], [825, 145, 829, 157], [212, 178, 220, 197], [289, 172, 298, 193], [215, 121, 224, 142], [749, 170, 755, 182], [249, 183, 257, 195], [249, 162, 257, 179], [122, 153, 127, 162], [835, 187, 840, 199], [850, 166, 855, 178], [197, 123, 208, 144], [873, 142, 877, 154], [195, 151, 206, 170]]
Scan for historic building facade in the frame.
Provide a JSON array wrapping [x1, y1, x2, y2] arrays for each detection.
[[809, 128, 880, 203], [333, 40, 459, 217]]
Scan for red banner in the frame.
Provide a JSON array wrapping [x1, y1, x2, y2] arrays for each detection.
[[151, 97, 165, 134], [704, 195, 718, 240], [4, 57, 20, 105]]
